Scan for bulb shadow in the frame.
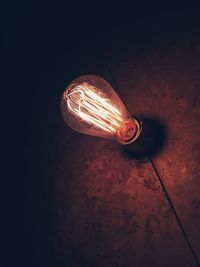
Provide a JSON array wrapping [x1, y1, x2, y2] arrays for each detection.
[[122, 115, 168, 159]]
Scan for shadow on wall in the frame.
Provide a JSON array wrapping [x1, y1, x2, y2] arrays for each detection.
[[122, 116, 168, 159]]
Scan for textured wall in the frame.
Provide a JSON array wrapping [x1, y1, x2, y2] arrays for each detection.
[[12, 6, 200, 267]]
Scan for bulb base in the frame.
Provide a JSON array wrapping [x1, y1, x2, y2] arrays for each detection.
[[117, 116, 142, 145]]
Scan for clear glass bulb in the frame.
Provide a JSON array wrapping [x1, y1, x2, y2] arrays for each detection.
[[60, 75, 142, 145]]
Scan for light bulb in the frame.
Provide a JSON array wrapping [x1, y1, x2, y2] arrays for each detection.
[[60, 75, 142, 144]]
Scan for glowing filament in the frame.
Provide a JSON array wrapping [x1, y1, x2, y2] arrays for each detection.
[[66, 83, 123, 132]]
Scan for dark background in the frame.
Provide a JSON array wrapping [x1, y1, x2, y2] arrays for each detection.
[[2, 2, 200, 267]]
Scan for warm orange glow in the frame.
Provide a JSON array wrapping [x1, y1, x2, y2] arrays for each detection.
[[65, 82, 123, 133], [61, 75, 142, 144]]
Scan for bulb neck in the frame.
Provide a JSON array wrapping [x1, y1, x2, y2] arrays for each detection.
[[116, 117, 142, 145]]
